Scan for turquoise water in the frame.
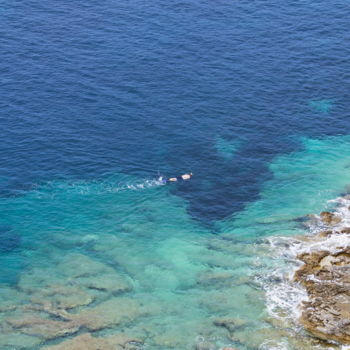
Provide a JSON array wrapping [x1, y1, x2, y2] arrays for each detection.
[[309, 100, 334, 114], [2, 135, 350, 349], [215, 138, 243, 160], [219, 135, 350, 238], [2, 0, 350, 347]]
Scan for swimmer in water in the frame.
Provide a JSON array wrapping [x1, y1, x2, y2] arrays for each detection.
[[159, 172, 193, 184]]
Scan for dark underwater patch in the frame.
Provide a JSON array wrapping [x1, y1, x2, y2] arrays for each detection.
[[0, 226, 21, 253]]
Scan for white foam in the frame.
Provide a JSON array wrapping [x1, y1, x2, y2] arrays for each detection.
[[328, 196, 350, 227], [123, 178, 165, 191], [259, 340, 288, 350], [34, 177, 166, 197], [262, 196, 350, 346], [264, 275, 307, 320], [299, 233, 350, 255]]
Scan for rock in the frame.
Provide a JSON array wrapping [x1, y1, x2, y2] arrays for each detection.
[[294, 245, 350, 344], [206, 239, 256, 256], [41, 333, 143, 350], [17, 267, 59, 293], [90, 234, 122, 252], [294, 250, 328, 283], [294, 214, 318, 227], [59, 253, 132, 293], [71, 297, 142, 331], [153, 331, 184, 348], [30, 285, 94, 309], [76, 272, 131, 293], [18, 253, 131, 315], [6, 297, 142, 341], [316, 230, 333, 238], [230, 327, 285, 349], [197, 270, 236, 286], [195, 340, 216, 350], [0, 286, 26, 312], [0, 331, 42, 349], [58, 253, 116, 278], [320, 211, 342, 226], [6, 315, 79, 340], [213, 317, 248, 333], [80, 234, 99, 244]]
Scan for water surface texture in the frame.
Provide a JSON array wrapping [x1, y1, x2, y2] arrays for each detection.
[[1, 0, 350, 349]]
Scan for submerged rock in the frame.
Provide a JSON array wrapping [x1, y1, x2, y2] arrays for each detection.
[[0, 331, 41, 349], [61, 253, 132, 293], [41, 333, 143, 350], [195, 340, 216, 350], [0, 285, 26, 312], [70, 297, 142, 331], [197, 270, 236, 287], [213, 317, 248, 333], [76, 272, 131, 293], [30, 285, 94, 309], [5, 296, 142, 342], [17, 252, 131, 315], [7, 315, 79, 340], [230, 327, 287, 349]]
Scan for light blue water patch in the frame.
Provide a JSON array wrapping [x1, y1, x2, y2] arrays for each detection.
[[309, 99, 334, 113], [215, 137, 243, 159], [219, 135, 350, 238], [0, 176, 9, 185]]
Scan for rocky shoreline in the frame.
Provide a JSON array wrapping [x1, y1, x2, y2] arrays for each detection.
[[294, 203, 350, 345]]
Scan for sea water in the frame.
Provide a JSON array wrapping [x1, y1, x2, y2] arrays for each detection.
[[2, 135, 350, 349], [1, 0, 350, 349]]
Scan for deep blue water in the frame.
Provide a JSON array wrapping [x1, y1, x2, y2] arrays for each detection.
[[2, 0, 350, 223], [2, 1, 350, 349]]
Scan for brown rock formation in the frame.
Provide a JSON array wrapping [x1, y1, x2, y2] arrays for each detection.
[[319, 211, 342, 226], [71, 297, 142, 331], [294, 243, 350, 344], [6, 297, 142, 340], [30, 285, 94, 310], [7, 316, 79, 340]]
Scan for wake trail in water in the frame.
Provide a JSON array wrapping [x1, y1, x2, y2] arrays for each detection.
[[32, 177, 166, 198]]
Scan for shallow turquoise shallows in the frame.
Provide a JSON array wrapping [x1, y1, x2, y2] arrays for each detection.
[[1, 135, 350, 349]]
